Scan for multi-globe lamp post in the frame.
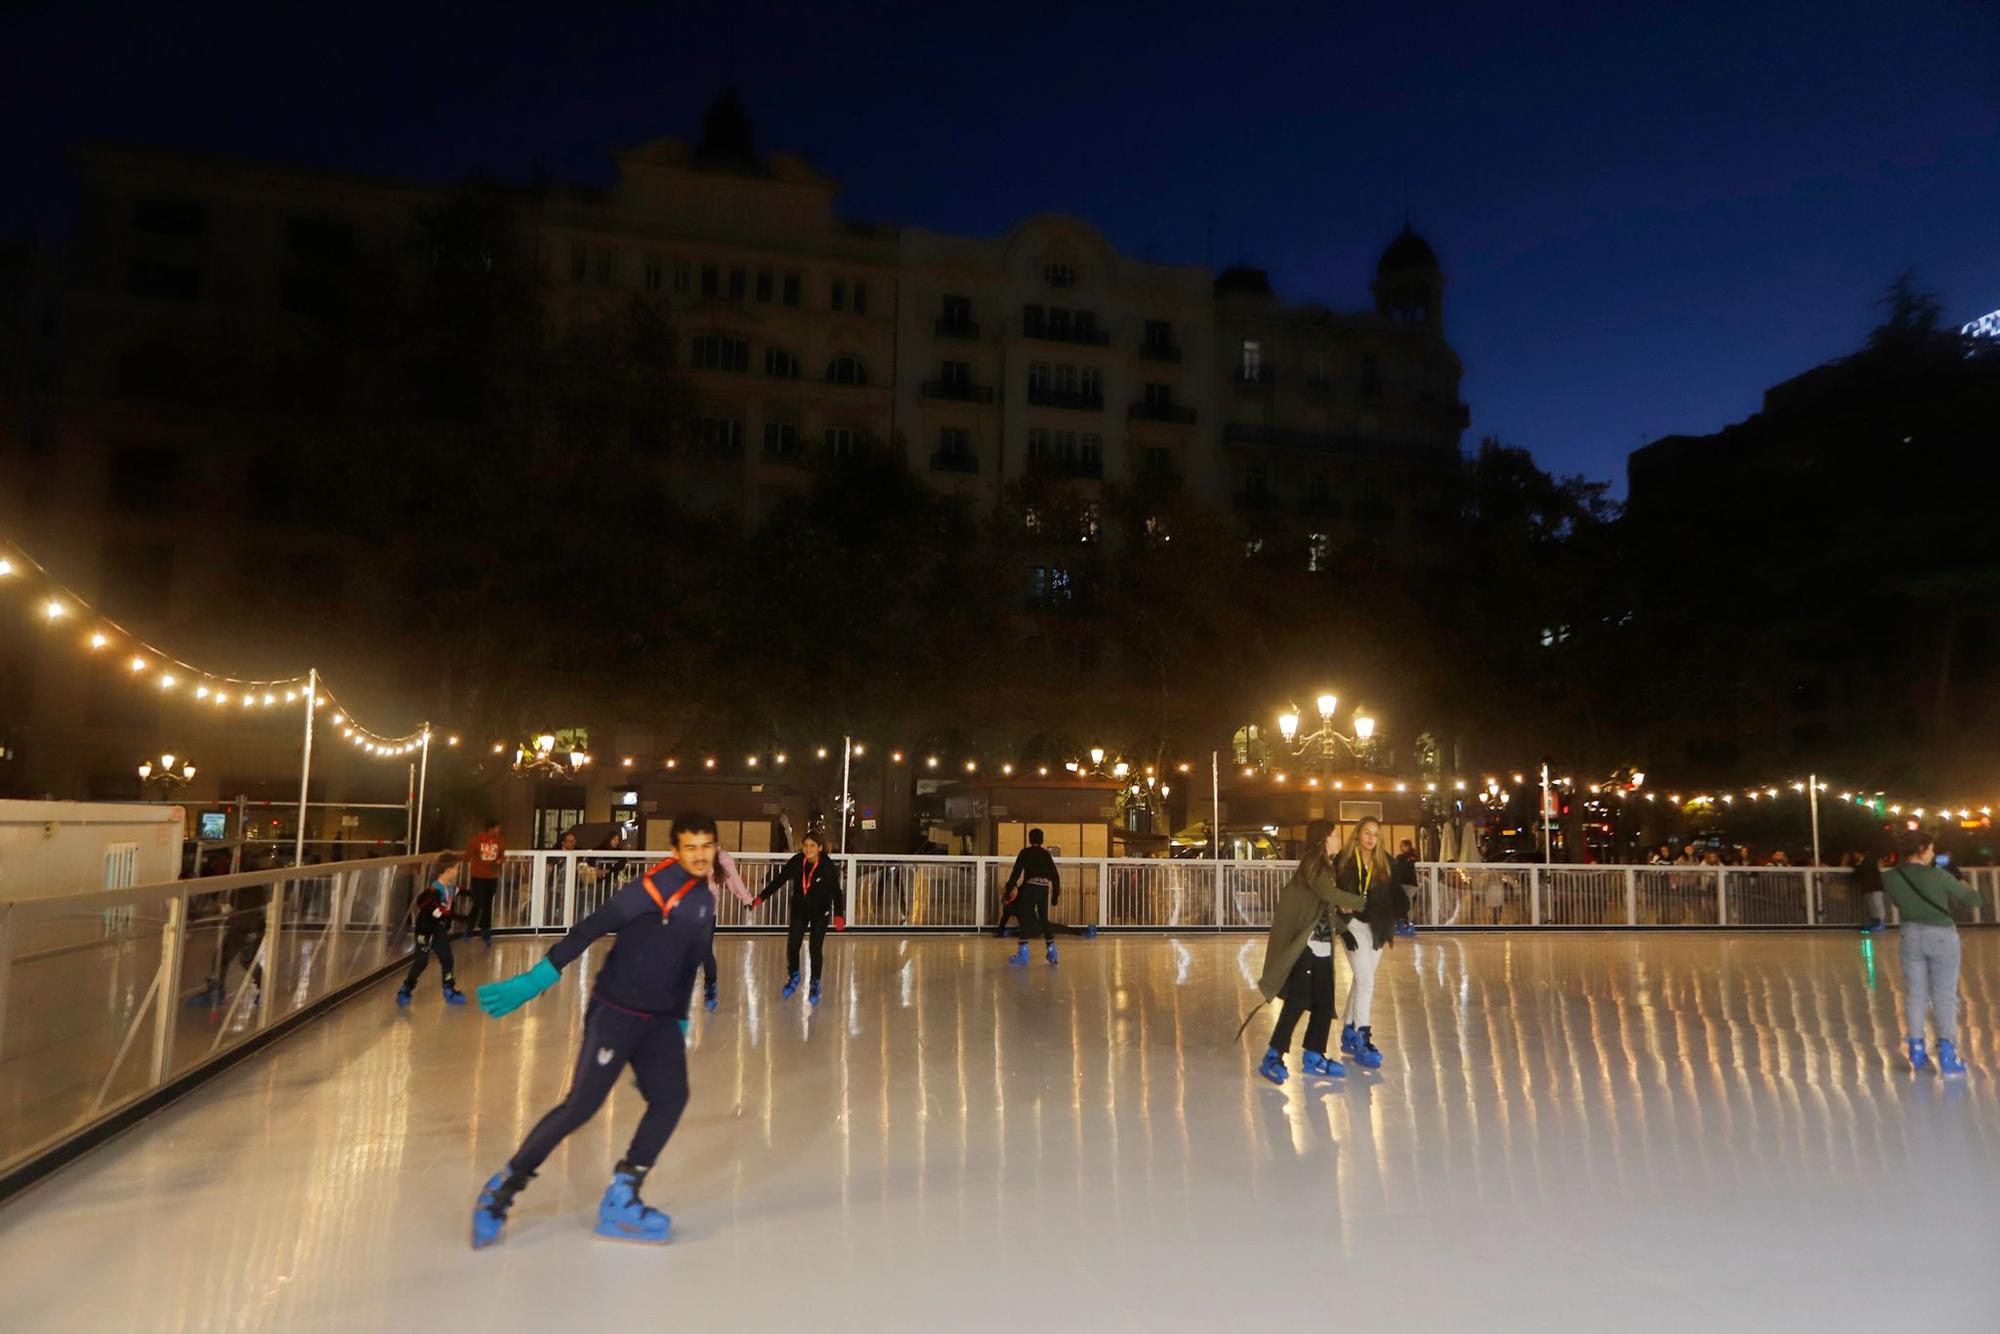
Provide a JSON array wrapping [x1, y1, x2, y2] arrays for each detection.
[[1273, 693, 1377, 781], [137, 753, 196, 797]]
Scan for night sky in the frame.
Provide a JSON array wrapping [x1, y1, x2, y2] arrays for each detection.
[[7, 0, 1996, 488]]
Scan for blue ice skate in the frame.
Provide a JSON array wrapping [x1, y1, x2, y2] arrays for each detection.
[[185, 981, 225, 1008], [395, 987, 413, 1007], [1045, 942, 1058, 965], [1908, 1038, 1930, 1072], [782, 972, 801, 999], [809, 978, 823, 1006], [1355, 1026, 1384, 1069], [704, 984, 718, 1012], [1938, 1039, 1966, 1076], [595, 1170, 671, 1244], [1009, 941, 1030, 965], [1257, 1048, 1288, 1085], [471, 1171, 522, 1250], [1082, 925, 1098, 939], [443, 987, 467, 1005], [1302, 1051, 1345, 1078], [1340, 1022, 1359, 1056]]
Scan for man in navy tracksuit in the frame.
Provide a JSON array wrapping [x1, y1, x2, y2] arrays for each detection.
[[470, 812, 719, 1249]]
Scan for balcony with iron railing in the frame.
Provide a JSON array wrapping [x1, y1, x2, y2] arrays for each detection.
[[1027, 385, 1105, 412], [1128, 401, 1197, 425], [1022, 320, 1111, 346], [933, 317, 981, 340], [1139, 341, 1182, 363], [921, 380, 996, 404], [1027, 449, 1104, 479]]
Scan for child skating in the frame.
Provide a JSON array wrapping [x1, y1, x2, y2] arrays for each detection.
[[398, 853, 467, 1007], [470, 812, 720, 1248], [750, 829, 844, 1005]]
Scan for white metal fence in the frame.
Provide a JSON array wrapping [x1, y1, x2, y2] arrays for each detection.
[[0, 854, 428, 1180], [471, 853, 2000, 934]]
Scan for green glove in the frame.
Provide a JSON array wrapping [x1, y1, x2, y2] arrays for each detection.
[[678, 1019, 690, 1037], [478, 959, 560, 1017]]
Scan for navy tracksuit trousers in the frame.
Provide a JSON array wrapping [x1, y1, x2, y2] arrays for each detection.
[[509, 999, 690, 1176]]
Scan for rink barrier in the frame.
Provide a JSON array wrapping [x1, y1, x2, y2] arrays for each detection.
[[0, 854, 429, 1200], [478, 853, 2000, 934]]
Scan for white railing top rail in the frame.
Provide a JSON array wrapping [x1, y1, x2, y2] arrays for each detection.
[[1, 853, 432, 915]]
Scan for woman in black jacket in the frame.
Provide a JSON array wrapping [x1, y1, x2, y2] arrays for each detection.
[[750, 829, 845, 1005]]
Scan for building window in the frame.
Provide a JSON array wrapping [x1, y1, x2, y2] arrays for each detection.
[[700, 264, 719, 297], [942, 294, 972, 326], [940, 359, 971, 387], [755, 269, 773, 303], [824, 426, 863, 457], [1028, 362, 1050, 393], [764, 347, 800, 378], [1027, 427, 1050, 460], [782, 272, 801, 306], [126, 259, 201, 302], [1143, 319, 1173, 350], [1022, 303, 1046, 336], [132, 195, 207, 237], [1241, 339, 1262, 376], [694, 416, 744, 455], [831, 279, 846, 312], [938, 427, 972, 458], [1042, 262, 1076, 288], [723, 267, 743, 300], [691, 334, 750, 372], [1079, 366, 1102, 399], [1307, 533, 1330, 573], [1079, 433, 1103, 466], [673, 261, 691, 294], [827, 354, 867, 386], [1144, 382, 1173, 410], [762, 421, 800, 458], [1244, 463, 1268, 497], [644, 258, 662, 292]]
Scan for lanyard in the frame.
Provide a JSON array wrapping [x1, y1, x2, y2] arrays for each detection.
[[640, 857, 696, 921], [801, 857, 817, 895]]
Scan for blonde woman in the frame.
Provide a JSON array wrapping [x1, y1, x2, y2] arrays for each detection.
[[1334, 817, 1407, 1069]]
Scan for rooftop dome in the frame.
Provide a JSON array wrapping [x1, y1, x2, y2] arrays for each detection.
[[1377, 225, 1439, 275]]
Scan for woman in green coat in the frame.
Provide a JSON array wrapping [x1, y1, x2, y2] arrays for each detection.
[[1254, 819, 1368, 1085]]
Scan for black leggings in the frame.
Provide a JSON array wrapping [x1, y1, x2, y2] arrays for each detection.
[[403, 929, 456, 992], [786, 911, 830, 980], [510, 1000, 690, 1176], [465, 878, 497, 937], [1269, 949, 1335, 1055]]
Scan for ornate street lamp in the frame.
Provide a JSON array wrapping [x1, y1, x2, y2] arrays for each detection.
[[138, 753, 197, 796]]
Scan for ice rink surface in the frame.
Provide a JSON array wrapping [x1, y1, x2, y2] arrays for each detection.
[[1, 930, 1995, 1333]]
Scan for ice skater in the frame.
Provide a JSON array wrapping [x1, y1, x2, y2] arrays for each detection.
[[699, 847, 756, 1011], [470, 812, 720, 1248], [1392, 838, 1420, 937], [462, 816, 504, 944], [1252, 819, 1367, 1084], [397, 853, 468, 1007], [1000, 828, 1062, 965], [1882, 829, 1979, 1075], [750, 829, 845, 1004], [1335, 817, 1408, 1070]]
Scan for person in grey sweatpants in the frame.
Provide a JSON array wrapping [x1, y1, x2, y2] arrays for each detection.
[[1881, 829, 1981, 1075]]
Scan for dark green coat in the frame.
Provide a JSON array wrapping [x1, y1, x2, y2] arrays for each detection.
[[1257, 860, 1368, 1000]]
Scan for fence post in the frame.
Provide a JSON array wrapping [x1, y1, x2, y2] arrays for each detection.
[[1624, 868, 1637, 927], [844, 855, 859, 927], [0, 904, 12, 1069], [562, 854, 578, 927], [527, 854, 546, 931], [1214, 857, 1227, 930], [1097, 858, 1110, 930], [1804, 870, 1816, 926], [973, 858, 986, 934], [261, 873, 286, 1031], [1716, 868, 1728, 926], [1529, 866, 1541, 926], [150, 894, 185, 1086]]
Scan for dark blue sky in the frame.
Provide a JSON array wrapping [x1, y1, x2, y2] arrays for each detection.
[[8, 0, 1996, 487]]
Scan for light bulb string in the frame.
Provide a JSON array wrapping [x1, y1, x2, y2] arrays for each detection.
[[4, 536, 424, 757]]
